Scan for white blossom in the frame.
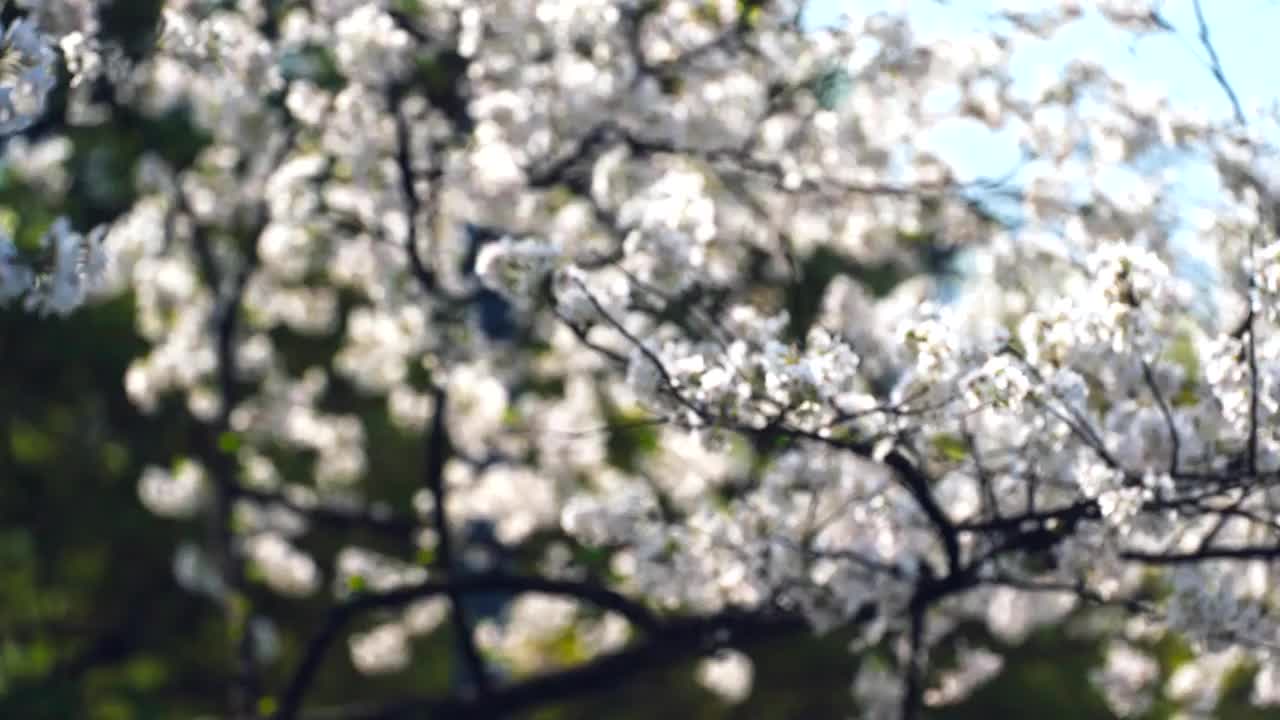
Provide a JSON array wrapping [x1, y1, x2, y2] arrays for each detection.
[[138, 462, 208, 518], [349, 622, 411, 675], [475, 236, 561, 304], [696, 649, 754, 704], [245, 533, 320, 597], [0, 19, 57, 133]]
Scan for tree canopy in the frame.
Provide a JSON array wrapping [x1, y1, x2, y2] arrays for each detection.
[[5, 1, 1280, 719]]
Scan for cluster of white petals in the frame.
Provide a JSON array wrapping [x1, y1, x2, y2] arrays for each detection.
[[348, 621, 411, 675], [696, 649, 754, 704], [0, 218, 105, 315], [138, 461, 207, 518], [0, 19, 56, 133], [245, 532, 320, 597]]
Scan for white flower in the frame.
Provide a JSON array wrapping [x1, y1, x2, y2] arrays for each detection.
[[475, 237, 561, 304], [0, 234, 33, 303], [626, 345, 666, 400], [696, 649, 754, 703], [1075, 456, 1121, 495], [0, 19, 57, 134], [900, 312, 958, 379], [1091, 643, 1158, 717], [962, 355, 1031, 412], [1097, 0, 1167, 32], [403, 597, 449, 636], [59, 31, 101, 88], [1253, 663, 1280, 706], [19, 219, 106, 316], [173, 542, 225, 598], [553, 265, 629, 326], [246, 533, 320, 597], [335, 546, 427, 595], [1097, 486, 1144, 527], [349, 622, 411, 675], [334, 5, 413, 85], [138, 462, 208, 518], [925, 645, 1004, 707]]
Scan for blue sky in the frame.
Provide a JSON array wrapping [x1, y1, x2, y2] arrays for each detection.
[[799, 1, 1280, 282], [802, 0, 1280, 176], [802, 1, 1280, 125]]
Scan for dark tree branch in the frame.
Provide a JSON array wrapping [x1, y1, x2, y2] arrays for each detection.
[[421, 388, 493, 699], [1248, 292, 1260, 476], [191, 219, 262, 719], [901, 595, 928, 720], [184, 122, 297, 720], [391, 91, 447, 302], [272, 572, 662, 719], [297, 610, 811, 720], [1123, 544, 1280, 564]]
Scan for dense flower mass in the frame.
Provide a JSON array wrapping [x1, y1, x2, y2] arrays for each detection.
[[0, 19, 57, 133], [12, 0, 1280, 717]]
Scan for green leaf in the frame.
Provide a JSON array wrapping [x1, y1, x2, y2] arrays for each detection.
[[1216, 659, 1261, 714], [258, 696, 279, 716], [101, 441, 130, 476], [694, 1, 722, 24], [124, 656, 167, 690], [1173, 383, 1199, 408], [0, 206, 18, 237], [391, 0, 424, 13], [10, 422, 55, 465], [931, 433, 969, 462], [606, 412, 660, 473], [218, 431, 241, 454], [227, 593, 250, 638]]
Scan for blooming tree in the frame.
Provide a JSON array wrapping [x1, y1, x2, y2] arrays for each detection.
[[9, 0, 1280, 717]]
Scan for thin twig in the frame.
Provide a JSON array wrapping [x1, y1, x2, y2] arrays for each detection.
[[1141, 359, 1181, 475], [1191, 0, 1247, 125]]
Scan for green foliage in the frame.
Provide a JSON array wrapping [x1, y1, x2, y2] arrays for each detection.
[[98, 0, 165, 60], [785, 245, 905, 341], [737, 0, 766, 29], [940, 619, 1115, 719], [218, 431, 242, 454], [602, 399, 662, 473], [279, 46, 345, 91], [813, 66, 853, 111], [931, 433, 970, 463]]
